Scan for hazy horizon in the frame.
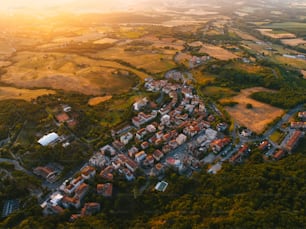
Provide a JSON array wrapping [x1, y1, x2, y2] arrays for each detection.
[[1, 0, 303, 14]]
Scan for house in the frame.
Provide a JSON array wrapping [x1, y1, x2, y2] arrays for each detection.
[[258, 140, 269, 151], [81, 166, 96, 180], [125, 158, 138, 172], [143, 155, 154, 167], [162, 144, 171, 153], [176, 134, 187, 145], [55, 112, 70, 123], [141, 141, 149, 150], [133, 98, 148, 111], [38, 132, 59, 146], [81, 203, 101, 216], [169, 140, 178, 149], [229, 145, 249, 163], [284, 130, 304, 152], [155, 181, 168, 192], [70, 214, 81, 222], [153, 150, 164, 161], [112, 140, 125, 151], [210, 137, 231, 152], [135, 151, 147, 163], [33, 166, 57, 181], [97, 183, 113, 197], [89, 152, 108, 168], [298, 111, 306, 120], [100, 166, 114, 181], [120, 132, 133, 145], [156, 131, 164, 139], [100, 145, 117, 156], [272, 149, 286, 160], [123, 168, 135, 181], [62, 104, 72, 113], [136, 128, 147, 140], [217, 123, 228, 132], [290, 122, 306, 130], [117, 154, 138, 172], [75, 183, 89, 199], [62, 196, 81, 209], [128, 146, 139, 158], [146, 124, 156, 133], [132, 111, 157, 128], [49, 205, 65, 215], [63, 176, 84, 195]]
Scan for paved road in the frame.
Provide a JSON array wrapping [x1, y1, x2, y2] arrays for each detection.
[[0, 158, 31, 174], [263, 104, 304, 139]]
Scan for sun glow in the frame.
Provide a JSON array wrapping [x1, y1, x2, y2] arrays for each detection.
[[0, 0, 146, 14]]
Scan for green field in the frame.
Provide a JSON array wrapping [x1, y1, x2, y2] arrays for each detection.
[[270, 129, 286, 144]]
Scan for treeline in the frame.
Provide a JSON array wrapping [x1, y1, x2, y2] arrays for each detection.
[[251, 87, 306, 109]]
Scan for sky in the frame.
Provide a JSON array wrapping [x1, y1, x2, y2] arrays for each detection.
[[0, 0, 152, 13]]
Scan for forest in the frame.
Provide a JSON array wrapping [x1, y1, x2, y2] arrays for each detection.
[[1, 143, 305, 228]]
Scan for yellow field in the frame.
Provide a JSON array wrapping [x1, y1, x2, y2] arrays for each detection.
[[0, 87, 55, 101], [232, 29, 259, 42], [281, 38, 306, 46], [232, 63, 268, 74], [257, 29, 296, 39], [221, 87, 284, 134], [92, 46, 177, 74], [1, 51, 147, 95], [199, 44, 238, 60], [93, 38, 118, 45], [0, 61, 11, 67], [88, 96, 112, 106], [192, 70, 216, 86], [274, 56, 306, 70]]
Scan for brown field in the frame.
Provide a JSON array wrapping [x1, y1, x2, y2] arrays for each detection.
[[281, 38, 306, 46], [221, 87, 284, 134], [0, 87, 55, 101], [199, 44, 238, 60], [1, 52, 142, 95], [88, 96, 112, 106], [257, 29, 296, 39], [0, 61, 11, 67], [231, 29, 259, 42]]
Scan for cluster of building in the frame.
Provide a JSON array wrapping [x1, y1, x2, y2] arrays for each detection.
[[42, 164, 108, 218], [33, 163, 63, 183]]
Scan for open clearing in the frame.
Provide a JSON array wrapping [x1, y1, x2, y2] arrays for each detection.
[[281, 38, 306, 46], [1, 52, 146, 95], [221, 87, 284, 134], [0, 87, 55, 101], [88, 96, 112, 106], [199, 44, 238, 60]]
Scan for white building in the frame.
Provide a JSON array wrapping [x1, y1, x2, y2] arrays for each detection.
[[133, 98, 148, 111], [120, 132, 133, 145], [135, 151, 147, 163], [38, 133, 59, 146], [176, 134, 187, 145]]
